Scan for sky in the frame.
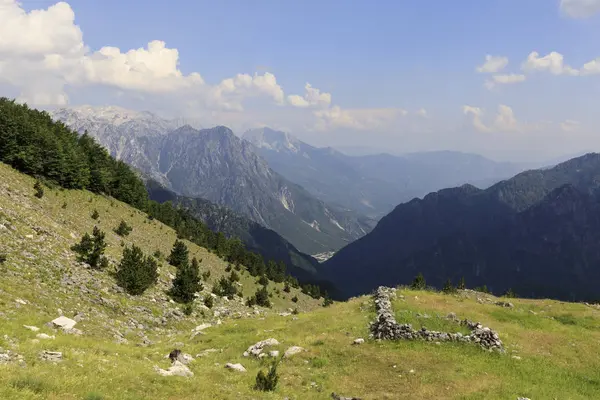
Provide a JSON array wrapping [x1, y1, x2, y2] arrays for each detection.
[[2, 0, 600, 162]]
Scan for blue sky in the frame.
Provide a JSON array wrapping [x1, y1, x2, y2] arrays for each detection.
[[5, 0, 600, 161]]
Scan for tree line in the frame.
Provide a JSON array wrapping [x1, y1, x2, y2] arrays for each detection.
[[0, 98, 326, 300]]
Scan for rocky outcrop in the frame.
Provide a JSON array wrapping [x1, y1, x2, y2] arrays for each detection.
[[370, 287, 504, 352], [243, 338, 279, 357]]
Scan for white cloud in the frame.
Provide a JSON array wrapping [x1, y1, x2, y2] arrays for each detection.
[[581, 57, 600, 75], [313, 106, 406, 131], [484, 73, 527, 90], [560, 0, 600, 18], [476, 55, 509, 73], [521, 51, 580, 76], [416, 108, 428, 118], [560, 119, 582, 132], [463, 105, 491, 133], [287, 83, 332, 108], [494, 105, 518, 132]]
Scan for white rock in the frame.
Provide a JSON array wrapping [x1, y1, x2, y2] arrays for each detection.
[[51, 316, 77, 330], [284, 346, 305, 358], [39, 350, 62, 362], [23, 325, 40, 332], [353, 338, 365, 345], [36, 333, 55, 340], [244, 338, 280, 357], [154, 360, 193, 377], [15, 299, 27, 305], [225, 363, 247, 373], [196, 348, 219, 357], [269, 350, 280, 357]]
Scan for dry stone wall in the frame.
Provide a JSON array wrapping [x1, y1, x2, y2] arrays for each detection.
[[370, 286, 505, 352]]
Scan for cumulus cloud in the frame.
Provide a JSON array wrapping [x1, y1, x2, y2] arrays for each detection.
[[287, 83, 332, 108], [464, 105, 528, 133], [521, 51, 580, 76], [313, 106, 406, 131], [560, 0, 600, 18], [476, 55, 509, 73], [484, 73, 527, 90], [581, 57, 600, 75]]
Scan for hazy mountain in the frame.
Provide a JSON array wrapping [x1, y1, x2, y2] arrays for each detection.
[[244, 128, 526, 218], [323, 153, 600, 301], [53, 108, 374, 255], [145, 180, 321, 280]]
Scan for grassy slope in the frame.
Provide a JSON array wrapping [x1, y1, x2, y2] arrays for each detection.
[[1, 163, 600, 399]]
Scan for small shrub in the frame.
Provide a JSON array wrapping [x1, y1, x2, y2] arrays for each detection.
[[228, 271, 240, 283], [33, 180, 44, 198], [291, 296, 298, 303], [91, 209, 100, 220], [11, 376, 47, 394], [292, 308, 299, 315], [153, 250, 163, 260], [283, 282, 291, 293], [251, 286, 271, 307], [85, 393, 104, 400], [410, 273, 427, 290], [114, 220, 133, 237], [61, 202, 67, 209], [254, 362, 279, 392], [234, 263, 241, 271], [212, 276, 238, 299], [204, 295, 214, 309], [457, 276, 466, 290], [503, 288, 517, 298], [182, 303, 194, 316], [0, 253, 6, 264], [323, 297, 333, 307], [202, 271, 211, 281], [475, 285, 490, 294], [258, 275, 269, 287], [225, 264, 232, 272]]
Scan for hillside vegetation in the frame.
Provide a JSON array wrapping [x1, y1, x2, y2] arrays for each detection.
[[0, 171, 599, 398]]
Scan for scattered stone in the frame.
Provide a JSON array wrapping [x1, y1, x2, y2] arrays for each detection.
[[15, 299, 27, 305], [446, 312, 458, 321], [243, 338, 279, 357], [353, 338, 365, 345], [512, 355, 522, 360], [166, 350, 194, 365], [36, 333, 55, 340], [23, 325, 40, 332], [154, 360, 193, 377], [50, 316, 77, 330], [39, 350, 62, 362], [225, 363, 247, 372], [284, 346, 305, 358], [268, 350, 280, 357], [331, 393, 362, 400], [496, 301, 514, 308]]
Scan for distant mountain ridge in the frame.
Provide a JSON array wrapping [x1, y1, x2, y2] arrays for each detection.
[[323, 153, 600, 301], [52, 107, 374, 255], [244, 127, 527, 218]]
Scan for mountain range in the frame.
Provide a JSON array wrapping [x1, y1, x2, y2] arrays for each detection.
[[52, 107, 374, 256], [323, 153, 600, 301], [244, 127, 527, 218]]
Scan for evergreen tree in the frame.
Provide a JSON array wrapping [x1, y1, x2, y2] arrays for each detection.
[[323, 296, 334, 307], [410, 273, 427, 290], [442, 278, 456, 294], [91, 209, 99, 220], [457, 276, 466, 290], [203, 295, 214, 309], [283, 282, 291, 293], [212, 276, 238, 299], [228, 270, 240, 283], [167, 240, 189, 269], [252, 286, 271, 308], [503, 288, 517, 298], [170, 257, 203, 303], [258, 275, 269, 287], [115, 245, 158, 295], [114, 220, 133, 237], [254, 362, 279, 392], [71, 226, 107, 269], [33, 180, 44, 198]]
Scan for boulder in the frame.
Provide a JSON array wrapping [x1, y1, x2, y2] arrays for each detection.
[[36, 333, 55, 340], [225, 363, 247, 373], [50, 316, 77, 330], [23, 325, 40, 332], [284, 346, 305, 358], [353, 338, 365, 345], [243, 338, 279, 357], [154, 360, 193, 377], [39, 350, 62, 362]]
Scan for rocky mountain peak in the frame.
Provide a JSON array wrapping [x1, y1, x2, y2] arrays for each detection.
[[243, 127, 303, 154]]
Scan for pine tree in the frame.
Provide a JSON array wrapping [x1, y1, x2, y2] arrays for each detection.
[[258, 275, 269, 287], [170, 257, 203, 303], [442, 278, 455, 294], [503, 288, 517, 298], [252, 286, 271, 308], [410, 273, 427, 290], [71, 226, 107, 269], [114, 220, 133, 237], [115, 245, 158, 295], [283, 282, 291, 293], [323, 296, 334, 307], [167, 239, 189, 269], [33, 180, 44, 198], [91, 209, 99, 220], [457, 276, 466, 290], [254, 362, 279, 391]]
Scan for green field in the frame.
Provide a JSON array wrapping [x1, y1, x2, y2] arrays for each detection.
[[1, 162, 600, 399]]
